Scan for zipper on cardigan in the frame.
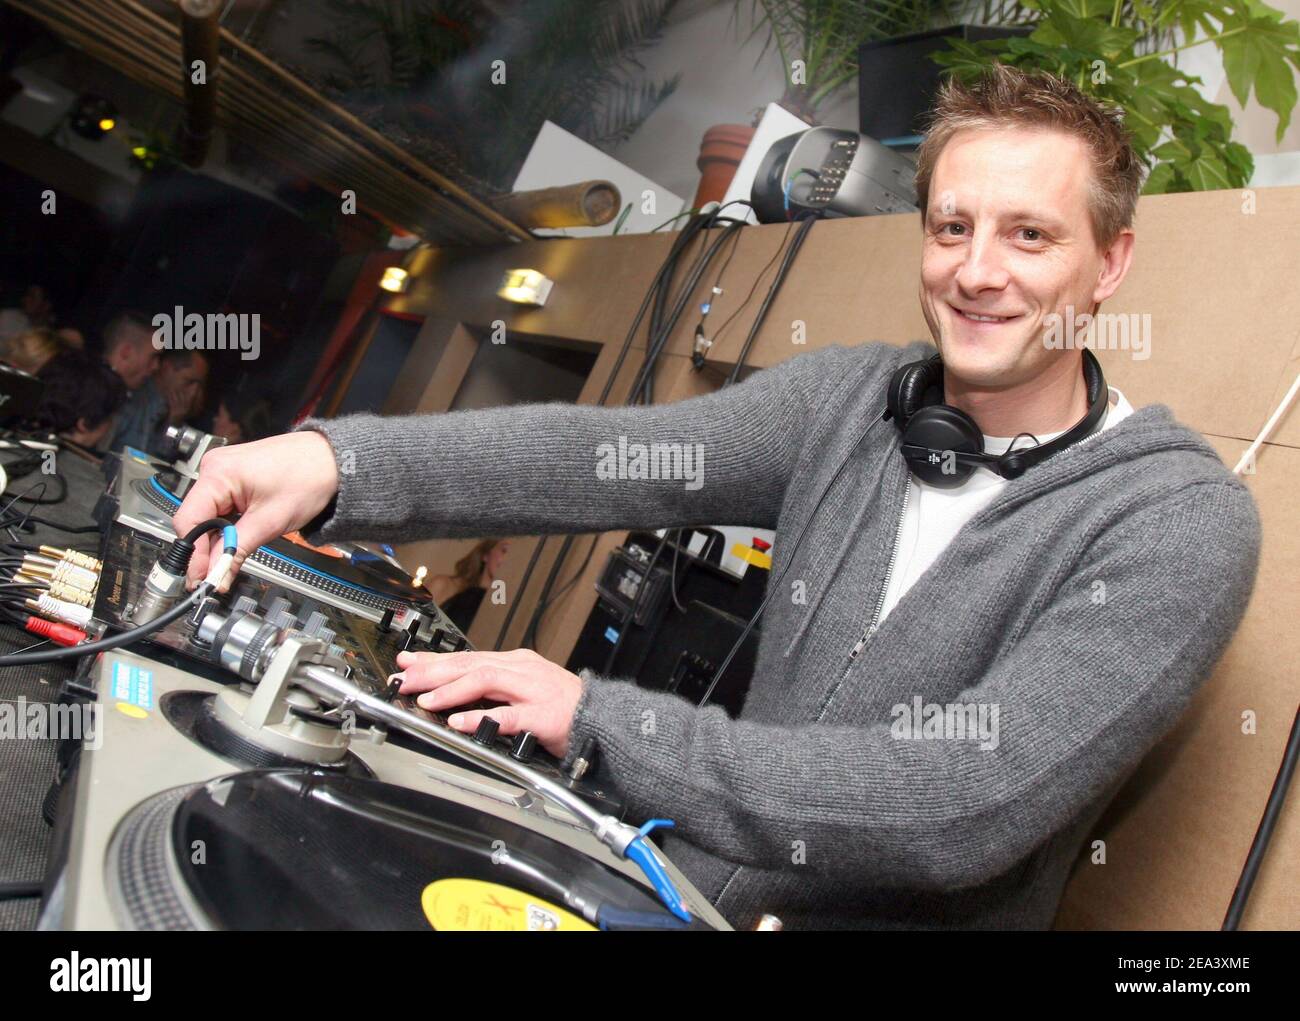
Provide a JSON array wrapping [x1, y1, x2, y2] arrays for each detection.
[[848, 477, 911, 660]]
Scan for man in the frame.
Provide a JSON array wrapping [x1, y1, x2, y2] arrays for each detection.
[[106, 311, 209, 454], [155, 348, 210, 433], [30, 349, 127, 449], [104, 311, 162, 452], [0, 283, 55, 343], [174, 66, 1260, 929]]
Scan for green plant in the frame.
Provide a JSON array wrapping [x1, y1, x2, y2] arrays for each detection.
[[931, 1, 1300, 192], [300, 0, 683, 193], [740, 0, 944, 122]]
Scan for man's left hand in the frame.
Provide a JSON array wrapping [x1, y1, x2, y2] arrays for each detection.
[[394, 648, 583, 759]]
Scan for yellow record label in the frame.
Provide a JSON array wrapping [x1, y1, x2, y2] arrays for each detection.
[[421, 879, 595, 931]]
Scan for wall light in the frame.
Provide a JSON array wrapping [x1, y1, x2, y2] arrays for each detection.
[[412, 565, 428, 588], [380, 266, 409, 293], [497, 268, 553, 307]]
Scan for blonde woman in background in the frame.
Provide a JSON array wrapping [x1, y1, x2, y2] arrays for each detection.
[[0, 327, 66, 376], [426, 538, 510, 631]]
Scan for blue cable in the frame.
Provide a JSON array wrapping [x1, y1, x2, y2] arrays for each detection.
[[221, 525, 239, 554], [623, 819, 690, 922]]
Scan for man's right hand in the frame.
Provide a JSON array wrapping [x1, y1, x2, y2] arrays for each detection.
[[172, 431, 341, 588]]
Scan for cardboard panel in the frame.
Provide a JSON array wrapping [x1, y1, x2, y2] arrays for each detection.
[[1055, 436, 1299, 930]]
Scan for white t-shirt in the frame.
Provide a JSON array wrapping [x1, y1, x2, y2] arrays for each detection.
[[876, 385, 1135, 624]]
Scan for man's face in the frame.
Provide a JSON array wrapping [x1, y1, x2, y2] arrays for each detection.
[[918, 126, 1130, 392], [107, 326, 159, 390], [212, 402, 241, 443], [160, 352, 210, 417]]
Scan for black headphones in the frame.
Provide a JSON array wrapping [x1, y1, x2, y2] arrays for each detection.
[[886, 348, 1108, 489]]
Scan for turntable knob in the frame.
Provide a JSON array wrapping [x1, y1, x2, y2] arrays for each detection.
[[232, 596, 258, 616], [472, 717, 499, 745], [510, 731, 537, 763], [303, 610, 330, 635], [266, 596, 293, 618]]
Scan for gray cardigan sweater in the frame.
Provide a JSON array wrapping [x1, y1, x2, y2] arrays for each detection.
[[302, 339, 1261, 930]]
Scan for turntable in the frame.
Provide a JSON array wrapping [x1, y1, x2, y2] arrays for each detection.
[[43, 431, 728, 930]]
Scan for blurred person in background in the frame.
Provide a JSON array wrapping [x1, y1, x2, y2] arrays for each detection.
[[0, 327, 66, 375], [155, 349, 210, 432], [0, 283, 55, 343], [426, 538, 510, 631], [30, 348, 127, 450], [212, 391, 273, 445], [105, 310, 163, 452]]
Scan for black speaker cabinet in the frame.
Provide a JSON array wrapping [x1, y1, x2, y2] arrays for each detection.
[[858, 24, 1034, 146]]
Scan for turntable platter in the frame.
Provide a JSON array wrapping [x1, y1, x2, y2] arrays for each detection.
[[108, 770, 700, 930]]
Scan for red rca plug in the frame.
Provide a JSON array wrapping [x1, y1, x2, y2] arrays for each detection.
[[25, 617, 88, 647]]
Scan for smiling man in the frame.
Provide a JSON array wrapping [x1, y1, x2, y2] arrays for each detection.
[[174, 64, 1260, 930]]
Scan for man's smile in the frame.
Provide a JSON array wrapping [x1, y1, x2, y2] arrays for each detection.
[[949, 302, 1024, 326]]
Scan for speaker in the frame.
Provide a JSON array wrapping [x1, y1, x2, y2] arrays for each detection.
[[857, 25, 1034, 145]]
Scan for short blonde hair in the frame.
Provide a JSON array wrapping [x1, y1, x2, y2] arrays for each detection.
[[2, 328, 65, 375], [914, 63, 1146, 249]]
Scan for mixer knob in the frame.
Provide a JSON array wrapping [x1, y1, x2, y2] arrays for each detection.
[[401, 619, 422, 651], [266, 596, 293, 617], [472, 718, 499, 745], [267, 608, 299, 630], [316, 627, 336, 645], [510, 731, 537, 763], [232, 596, 258, 616], [303, 610, 330, 635]]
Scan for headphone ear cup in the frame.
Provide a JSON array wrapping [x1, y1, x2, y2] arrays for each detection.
[[887, 355, 944, 425], [900, 404, 984, 489]]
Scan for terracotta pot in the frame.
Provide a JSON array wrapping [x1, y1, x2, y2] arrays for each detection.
[[692, 123, 756, 209]]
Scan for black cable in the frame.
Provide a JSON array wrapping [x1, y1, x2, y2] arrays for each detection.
[[181, 517, 234, 545], [1222, 705, 1300, 930], [697, 409, 891, 707], [510, 201, 764, 652], [0, 881, 41, 901], [492, 212, 718, 651], [0, 584, 209, 666], [708, 218, 800, 351], [726, 212, 820, 386], [9, 516, 99, 535]]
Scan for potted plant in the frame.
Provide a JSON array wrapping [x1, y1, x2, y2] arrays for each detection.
[[929, 0, 1300, 192]]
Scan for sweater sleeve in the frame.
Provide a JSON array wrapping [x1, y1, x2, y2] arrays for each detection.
[[563, 480, 1262, 890], [296, 344, 864, 544]]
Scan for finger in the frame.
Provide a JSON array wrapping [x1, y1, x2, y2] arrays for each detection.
[[414, 673, 521, 713], [412, 666, 530, 710], [396, 650, 509, 692], [184, 532, 216, 590], [172, 472, 234, 544], [446, 704, 525, 737]]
